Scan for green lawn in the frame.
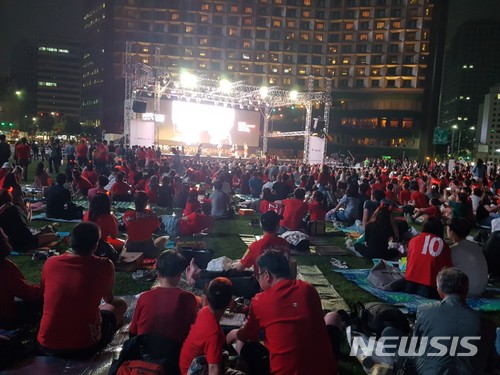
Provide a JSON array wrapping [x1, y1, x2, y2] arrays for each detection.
[[8, 161, 500, 374]]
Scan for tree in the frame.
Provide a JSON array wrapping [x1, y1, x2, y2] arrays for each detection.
[[63, 116, 82, 135], [38, 115, 55, 133]]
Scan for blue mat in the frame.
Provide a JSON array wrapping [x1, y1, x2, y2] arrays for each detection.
[[335, 269, 500, 314]]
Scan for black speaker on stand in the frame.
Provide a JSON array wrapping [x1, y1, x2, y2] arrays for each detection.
[[132, 100, 147, 113]]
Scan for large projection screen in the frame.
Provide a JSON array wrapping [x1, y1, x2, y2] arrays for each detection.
[[141, 99, 261, 147], [130, 120, 155, 147]]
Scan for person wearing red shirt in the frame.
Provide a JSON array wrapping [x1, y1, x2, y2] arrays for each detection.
[[179, 278, 234, 375], [123, 191, 163, 258], [130, 251, 197, 351], [136, 147, 147, 169], [87, 175, 111, 203], [83, 193, 123, 252], [0, 228, 42, 329], [308, 190, 327, 221], [405, 217, 452, 299], [82, 164, 99, 187], [179, 202, 215, 236], [412, 198, 442, 221], [183, 190, 201, 216], [275, 188, 308, 232], [93, 140, 109, 173], [145, 175, 159, 204], [76, 138, 89, 167], [37, 223, 127, 358], [228, 251, 338, 375], [399, 182, 412, 205], [15, 137, 31, 181], [71, 170, 93, 197], [111, 171, 132, 201]]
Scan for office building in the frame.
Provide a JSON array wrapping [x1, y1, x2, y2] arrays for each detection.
[[476, 84, 500, 164], [82, 0, 446, 158]]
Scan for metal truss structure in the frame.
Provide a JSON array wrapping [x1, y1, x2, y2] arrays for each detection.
[[124, 45, 331, 160]]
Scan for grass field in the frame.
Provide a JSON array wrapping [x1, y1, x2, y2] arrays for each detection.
[[8, 161, 500, 374]]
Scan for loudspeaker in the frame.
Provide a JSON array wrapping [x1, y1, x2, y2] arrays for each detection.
[[132, 100, 147, 113]]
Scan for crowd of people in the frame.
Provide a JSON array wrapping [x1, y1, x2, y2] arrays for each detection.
[[0, 134, 499, 373]]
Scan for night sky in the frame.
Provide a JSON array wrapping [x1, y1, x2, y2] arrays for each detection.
[[0, 0, 499, 76]]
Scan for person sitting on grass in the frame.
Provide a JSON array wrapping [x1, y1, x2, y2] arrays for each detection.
[[412, 197, 442, 221], [209, 180, 231, 219], [226, 250, 338, 375], [273, 188, 309, 232], [130, 251, 197, 349], [33, 162, 51, 188], [157, 175, 174, 208], [179, 202, 215, 237], [184, 189, 201, 216], [71, 170, 94, 198], [0, 189, 57, 252], [0, 228, 43, 330], [186, 210, 290, 300], [123, 191, 165, 258], [87, 175, 110, 203], [325, 184, 361, 226], [46, 173, 83, 220], [179, 277, 243, 375], [37, 222, 127, 359], [111, 171, 132, 202], [83, 193, 123, 252]]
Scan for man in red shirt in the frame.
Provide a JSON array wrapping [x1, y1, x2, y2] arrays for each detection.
[[179, 202, 215, 236], [228, 251, 338, 375], [15, 137, 30, 181], [123, 191, 162, 258], [179, 277, 234, 375], [37, 222, 127, 358], [111, 171, 132, 201], [130, 251, 197, 371], [275, 188, 308, 232], [405, 217, 452, 299], [71, 170, 94, 197], [76, 138, 89, 167]]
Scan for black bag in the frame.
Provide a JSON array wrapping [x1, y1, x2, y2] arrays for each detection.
[[351, 302, 410, 338], [307, 220, 326, 236], [95, 239, 119, 264], [178, 247, 214, 269], [367, 260, 405, 292]]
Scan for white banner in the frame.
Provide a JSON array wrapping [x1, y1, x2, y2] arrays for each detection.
[[307, 135, 325, 165], [130, 120, 155, 147]]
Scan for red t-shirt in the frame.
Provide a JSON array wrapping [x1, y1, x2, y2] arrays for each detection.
[[82, 170, 98, 186], [136, 149, 147, 161], [123, 209, 159, 241], [399, 189, 411, 205], [280, 198, 308, 230], [372, 182, 386, 192], [241, 279, 337, 375], [77, 143, 88, 158], [179, 213, 214, 236], [411, 191, 428, 208], [87, 187, 111, 203], [83, 211, 118, 239], [0, 259, 42, 328], [74, 176, 93, 194], [130, 287, 197, 343], [241, 234, 290, 276], [308, 201, 327, 221], [179, 306, 225, 375], [111, 181, 130, 196], [16, 144, 30, 161], [422, 205, 441, 219], [183, 200, 201, 216], [37, 254, 114, 350], [405, 233, 452, 287], [259, 200, 284, 215]]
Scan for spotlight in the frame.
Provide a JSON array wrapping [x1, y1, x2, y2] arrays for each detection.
[[180, 71, 197, 89], [219, 79, 232, 94], [289, 90, 298, 100], [259, 86, 269, 99]]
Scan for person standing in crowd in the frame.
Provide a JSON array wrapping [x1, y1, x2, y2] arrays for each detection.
[[64, 140, 76, 162], [0, 134, 11, 166], [49, 139, 62, 174], [37, 222, 127, 359], [76, 138, 88, 167], [15, 137, 30, 181]]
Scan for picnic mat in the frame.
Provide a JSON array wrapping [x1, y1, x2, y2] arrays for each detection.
[[31, 213, 82, 223], [297, 265, 350, 312], [5, 295, 139, 375], [335, 269, 500, 314], [310, 236, 349, 256]]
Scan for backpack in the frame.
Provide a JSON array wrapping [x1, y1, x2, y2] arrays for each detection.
[[367, 260, 405, 292], [280, 231, 310, 252], [351, 302, 410, 338], [116, 360, 165, 375]]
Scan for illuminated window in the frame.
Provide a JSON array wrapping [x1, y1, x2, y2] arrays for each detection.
[[315, 34, 324, 41], [38, 81, 57, 87], [286, 32, 295, 40], [303, 0, 311, 4], [329, 46, 338, 53], [390, 119, 398, 127], [345, 22, 354, 30], [392, 21, 401, 28], [376, 21, 385, 29], [241, 64, 250, 71], [185, 26, 193, 33], [171, 13, 179, 20], [270, 53, 279, 62], [283, 77, 291, 85], [243, 18, 252, 25], [344, 33, 353, 41], [199, 63, 206, 69], [201, 3, 210, 10], [215, 5, 224, 12], [200, 15, 208, 22], [227, 64, 234, 71], [230, 5, 238, 12], [316, 22, 324, 30], [184, 48, 193, 56], [357, 68, 365, 75], [199, 51, 207, 57], [421, 43, 428, 52], [302, 10, 311, 17], [243, 41, 251, 48], [361, 10, 370, 17], [375, 33, 384, 40], [199, 38, 208, 45], [273, 20, 281, 27], [269, 77, 277, 84], [359, 33, 368, 40], [287, 21, 295, 28], [298, 68, 307, 75], [342, 57, 351, 64], [244, 6, 252, 14], [143, 58, 149, 64], [228, 28, 237, 36], [341, 68, 349, 76], [371, 69, 380, 76], [301, 33, 310, 40]]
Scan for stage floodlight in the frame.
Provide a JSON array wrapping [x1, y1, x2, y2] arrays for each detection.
[[180, 71, 197, 89], [259, 86, 269, 99], [219, 79, 232, 94], [289, 90, 298, 100]]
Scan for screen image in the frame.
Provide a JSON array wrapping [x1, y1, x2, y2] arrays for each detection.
[[141, 99, 261, 147]]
